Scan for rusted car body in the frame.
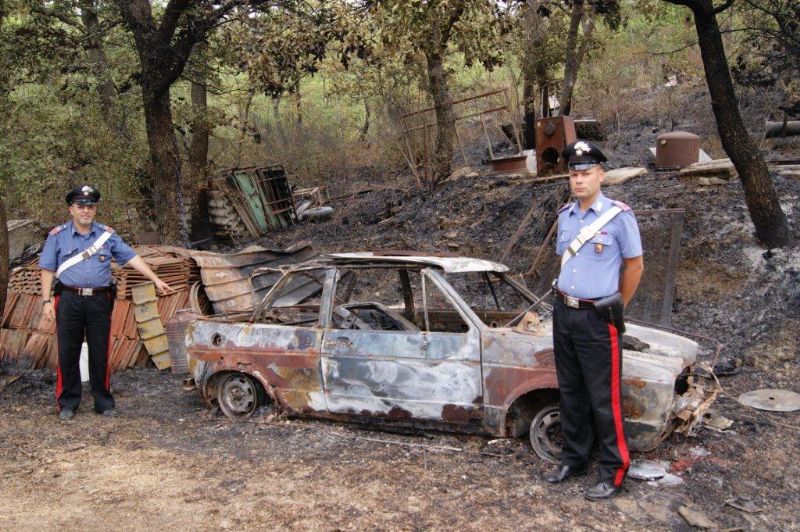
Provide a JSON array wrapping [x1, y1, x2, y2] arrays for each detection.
[[186, 253, 713, 462]]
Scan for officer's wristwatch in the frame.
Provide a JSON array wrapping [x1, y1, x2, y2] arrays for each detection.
[[42, 299, 52, 305]]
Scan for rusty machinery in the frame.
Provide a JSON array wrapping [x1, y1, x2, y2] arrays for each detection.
[[535, 116, 577, 176]]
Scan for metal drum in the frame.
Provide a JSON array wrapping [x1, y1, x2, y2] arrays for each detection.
[[656, 131, 700, 169], [166, 309, 201, 374]]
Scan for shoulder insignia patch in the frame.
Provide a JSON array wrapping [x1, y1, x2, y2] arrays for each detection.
[[611, 200, 631, 211], [100, 224, 115, 233], [49, 224, 66, 236], [557, 202, 572, 213]]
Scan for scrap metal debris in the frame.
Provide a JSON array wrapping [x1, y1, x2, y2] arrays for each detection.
[[628, 460, 667, 481], [702, 412, 734, 431], [210, 165, 297, 242], [188, 242, 314, 314], [738, 389, 800, 412], [678, 158, 737, 180], [725, 496, 762, 514]]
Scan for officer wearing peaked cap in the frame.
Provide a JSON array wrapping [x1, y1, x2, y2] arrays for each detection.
[[39, 185, 173, 421], [544, 141, 644, 500]]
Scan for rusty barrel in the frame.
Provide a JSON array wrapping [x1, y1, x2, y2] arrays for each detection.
[[656, 131, 700, 169], [166, 309, 201, 374]]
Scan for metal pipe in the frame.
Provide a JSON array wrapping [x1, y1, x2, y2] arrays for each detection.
[[765, 119, 800, 138]]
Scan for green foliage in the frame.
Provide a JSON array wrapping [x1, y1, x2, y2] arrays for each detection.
[[0, 0, 792, 231]]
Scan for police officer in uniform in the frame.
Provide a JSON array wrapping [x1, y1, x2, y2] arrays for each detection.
[[545, 141, 644, 500], [40, 186, 173, 420]]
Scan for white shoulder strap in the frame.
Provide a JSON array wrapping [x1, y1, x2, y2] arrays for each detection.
[[56, 230, 114, 278], [560, 206, 623, 269]]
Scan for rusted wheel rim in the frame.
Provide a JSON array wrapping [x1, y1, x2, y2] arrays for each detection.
[[530, 404, 562, 464], [218, 373, 259, 418]]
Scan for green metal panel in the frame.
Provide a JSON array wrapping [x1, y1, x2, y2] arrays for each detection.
[[233, 171, 271, 232]]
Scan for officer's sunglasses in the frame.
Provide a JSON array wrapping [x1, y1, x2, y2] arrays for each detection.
[[72, 204, 97, 210]]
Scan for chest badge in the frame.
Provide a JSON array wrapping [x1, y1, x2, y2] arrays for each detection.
[[594, 243, 604, 254], [99, 255, 106, 262]]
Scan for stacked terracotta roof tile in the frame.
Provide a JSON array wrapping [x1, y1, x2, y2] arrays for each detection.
[[0, 246, 196, 372]]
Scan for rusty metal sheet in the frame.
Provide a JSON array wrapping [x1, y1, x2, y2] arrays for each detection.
[[186, 320, 326, 413], [189, 243, 315, 314], [320, 327, 482, 422]]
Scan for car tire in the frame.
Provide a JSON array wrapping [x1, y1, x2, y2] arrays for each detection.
[[529, 402, 562, 464], [217, 373, 265, 419]]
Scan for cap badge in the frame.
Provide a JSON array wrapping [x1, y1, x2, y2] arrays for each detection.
[[81, 186, 93, 194], [574, 141, 591, 155]]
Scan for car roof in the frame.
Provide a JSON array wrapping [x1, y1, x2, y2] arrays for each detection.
[[322, 252, 509, 273]]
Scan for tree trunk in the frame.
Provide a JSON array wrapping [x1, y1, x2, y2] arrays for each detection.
[[189, 70, 211, 243], [0, 195, 8, 320], [359, 97, 371, 142], [0, 7, 11, 317], [687, 1, 791, 247], [142, 86, 186, 244], [79, 0, 129, 139], [235, 88, 255, 168], [425, 47, 455, 188], [294, 82, 303, 131], [272, 94, 286, 144], [521, 6, 543, 150], [560, 0, 585, 117]]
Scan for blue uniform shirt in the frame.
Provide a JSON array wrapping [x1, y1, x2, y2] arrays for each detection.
[[556, 193, 642, 299], [39, 221, 137, 288]]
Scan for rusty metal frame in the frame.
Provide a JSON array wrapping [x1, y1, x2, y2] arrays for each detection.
[[398, 88, 523, 186], [635, 209, 684, 327]]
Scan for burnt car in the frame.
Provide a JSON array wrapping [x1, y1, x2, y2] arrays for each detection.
[[185, 253, 713, 463]]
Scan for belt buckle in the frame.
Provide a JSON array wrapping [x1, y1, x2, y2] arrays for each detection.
[[565, 295, 580, 309], [79, 287, 93, 296]]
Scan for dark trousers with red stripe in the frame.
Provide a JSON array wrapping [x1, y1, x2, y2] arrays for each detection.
[[553, 298, 629, 486], [55, 291, 115, 413]]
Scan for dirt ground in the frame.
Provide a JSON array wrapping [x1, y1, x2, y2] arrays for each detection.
[[2, 85, 800, 529]]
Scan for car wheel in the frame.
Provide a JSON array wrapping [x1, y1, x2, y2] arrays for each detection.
[[217, 373, 263, 419], [529, 402, 562, 464]]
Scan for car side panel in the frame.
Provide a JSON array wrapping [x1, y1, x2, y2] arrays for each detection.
[[185, 320, 327, 414]]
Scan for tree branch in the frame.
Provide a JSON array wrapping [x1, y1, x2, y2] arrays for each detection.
[[29, 4, 81, 28], [712, 0, 736, 14], [157, 0, 192, 44]]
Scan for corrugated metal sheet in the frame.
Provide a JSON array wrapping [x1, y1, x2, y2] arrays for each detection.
[[188, 242, 315, 314]]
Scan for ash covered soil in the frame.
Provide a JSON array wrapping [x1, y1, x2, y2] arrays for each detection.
[[2, 134, 800, 529]]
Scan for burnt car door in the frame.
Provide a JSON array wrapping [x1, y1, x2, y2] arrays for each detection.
[[320, 267, 484, 425]]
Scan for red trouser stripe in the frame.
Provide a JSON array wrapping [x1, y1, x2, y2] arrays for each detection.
[[105, 293, 113, 390], [609, 323, 630, 486], [54, 295, 63, 410]]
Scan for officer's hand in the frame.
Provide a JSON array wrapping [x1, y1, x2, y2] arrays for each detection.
[[43, 301, 56, 322], [154, 279, 173, 295]]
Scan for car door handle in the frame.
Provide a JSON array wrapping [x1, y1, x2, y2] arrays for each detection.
[[325, 338, 352, 350]]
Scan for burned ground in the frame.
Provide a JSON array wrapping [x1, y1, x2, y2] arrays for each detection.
[[2, 114, 800, 528]]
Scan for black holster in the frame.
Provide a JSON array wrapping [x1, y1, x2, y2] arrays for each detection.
[[593, 292, 625, 334], [109, 281, 117, 313], [52, 279, 63, 296]]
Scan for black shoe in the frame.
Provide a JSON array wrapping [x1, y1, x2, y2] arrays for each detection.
[[100, 409, 117, 418], [545, 464, 588, 484], [58, 409, 75, 421], [584, 481, 621, 500]]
